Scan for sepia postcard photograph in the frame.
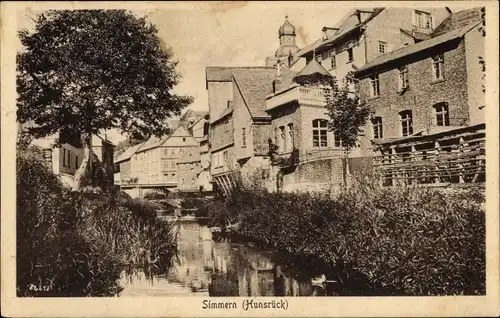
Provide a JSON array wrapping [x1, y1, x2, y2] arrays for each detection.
[[1, 1, 499, 317]]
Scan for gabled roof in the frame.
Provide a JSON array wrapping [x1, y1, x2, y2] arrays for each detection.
[[297, 8, 384, 57], [178, 147, 201, 164], [205, 66, 272, 89], [231, 68, 276, 118], [135, 120, 181, 153], [114, 142, 143, 164], [432, 7, 483, 37], [355, 21, 482, 78]]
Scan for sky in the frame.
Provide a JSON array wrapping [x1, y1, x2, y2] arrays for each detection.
[[16, 2, 356, 143]]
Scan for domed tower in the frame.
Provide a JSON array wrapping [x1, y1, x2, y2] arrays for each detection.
[[275, 15, 300, 58]]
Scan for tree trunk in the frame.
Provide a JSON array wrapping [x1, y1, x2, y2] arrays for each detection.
[[342, 150, 349, 187], [71, 133, 92, 191]]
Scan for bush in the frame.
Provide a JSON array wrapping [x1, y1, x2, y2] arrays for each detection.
[[17, 146, 178, 296], [216, 180, 485, 296]]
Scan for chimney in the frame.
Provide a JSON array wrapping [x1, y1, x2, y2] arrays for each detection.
[[322, 26, 339, 40]]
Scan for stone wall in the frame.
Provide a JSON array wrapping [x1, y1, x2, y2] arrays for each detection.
[[358, 39, 470, 140]]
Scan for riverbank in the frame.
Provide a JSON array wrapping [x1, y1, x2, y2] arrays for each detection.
[[208, 181, 486, 296]]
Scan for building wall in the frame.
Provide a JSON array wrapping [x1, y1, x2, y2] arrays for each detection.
[[464, 24, 485, 125], [207, 82, 234, 121], [365, 8, 450, 62], [177, 161, 201, 191], [233, 81, 254, 160], [252, 123, 272, 156], [299, 105, 336, 151], [358, 40, 469, 141], [281, 158, 343, 193], [211, 146, 235, 176], [210, 116, 234, 152], [268, 102, 301, 153]]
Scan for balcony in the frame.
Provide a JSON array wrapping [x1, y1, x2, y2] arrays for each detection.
[[266, 85, 326, 111]]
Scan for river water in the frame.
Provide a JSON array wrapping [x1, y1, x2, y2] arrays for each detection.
[[121, 220, 318, 297]]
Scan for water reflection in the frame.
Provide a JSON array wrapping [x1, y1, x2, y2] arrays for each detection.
[[167, 220, 314, 297]]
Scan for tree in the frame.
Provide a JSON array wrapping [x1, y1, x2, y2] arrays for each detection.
[[17, 10, 192, 190], [324, 77, 370, 185]]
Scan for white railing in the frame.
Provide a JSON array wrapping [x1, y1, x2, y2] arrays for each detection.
[[266, 86, 326, 111]]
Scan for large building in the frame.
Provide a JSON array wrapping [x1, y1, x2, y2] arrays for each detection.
[[353, 8, 485, 186]]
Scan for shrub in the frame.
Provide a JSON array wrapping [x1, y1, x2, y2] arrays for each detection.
[[216, 180, 485, 296], [17, 146, 178, 296]]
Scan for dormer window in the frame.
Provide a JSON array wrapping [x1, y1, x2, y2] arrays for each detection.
[[413, 10, 433, 29]]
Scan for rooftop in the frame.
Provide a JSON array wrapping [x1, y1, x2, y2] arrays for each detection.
[[205, 66, 273, 88], [297, 8, 384, 57], [354, 20, 482, 78], [114, 142, 143, 164], [232, 68, 276, 118]]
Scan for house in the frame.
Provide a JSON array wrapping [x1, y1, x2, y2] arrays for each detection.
[[19, 123, 115, 188], [206, 66, 275, 195], [295, 7, 451, 86], [121, 123, 200, 198], [265, 60, 347, 192], [353, 9, 485, 186], [232, 68, 276, 187]]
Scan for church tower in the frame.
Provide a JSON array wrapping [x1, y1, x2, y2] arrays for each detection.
[[265, 16, 300, 68]]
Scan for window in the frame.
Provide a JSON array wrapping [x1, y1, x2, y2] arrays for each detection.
[[329, 50, 336, 69], [315, 54, 321, 62], [434, 103, 450, 126], [62, 149, 66, 166], [334, 132, 342, 148], [75, 155, 79, 168], [378, 41, 387, 54], [287, 123, 294, 151], [280, 126, 286, 153], [182, 137, 186, 142], [370, 74, 380, 97], [399, 110, 413, 137], [223, 151, 228, 164], [371, 117, 383, 139], [321, 51, 328, 60], [312, 119, 328, 148], [164, 148, 169, 156], [398, 65, 409, 90], [413, 10, 432, 29], [242, 128, 246, 147], [432, 54, 444, 80], [347, 48, 353, 62]]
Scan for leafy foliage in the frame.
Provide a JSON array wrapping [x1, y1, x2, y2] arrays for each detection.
[[17, 9, 192, 140], [17, 147, 178, 296], [210, 181, 485, 295], [324, 77, 370, 151]]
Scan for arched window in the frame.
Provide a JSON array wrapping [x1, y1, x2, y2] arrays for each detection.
[[399, 110, 413, 137], [312, 119, 328, 148], [433, 102, 450, 126]]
